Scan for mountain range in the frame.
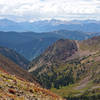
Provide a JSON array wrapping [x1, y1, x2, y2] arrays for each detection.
[[0, 19, 100, 32]]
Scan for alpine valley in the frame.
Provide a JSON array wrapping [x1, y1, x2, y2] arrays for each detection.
[[0, 19, 100, 100]]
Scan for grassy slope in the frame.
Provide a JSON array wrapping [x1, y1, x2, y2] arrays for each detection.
[[0, 53, 63, 100], [50, 52, 100, 99], [50, 37, 100, 99], [0, 68, 63, 100]]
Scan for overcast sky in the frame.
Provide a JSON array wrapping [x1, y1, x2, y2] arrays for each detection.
[[0, 0, 100, 22]]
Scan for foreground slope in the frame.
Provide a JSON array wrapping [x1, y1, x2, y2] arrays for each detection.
[[0, 67, 63, 100], [29, 36, 100, 99], [0, 53, 63, 100]]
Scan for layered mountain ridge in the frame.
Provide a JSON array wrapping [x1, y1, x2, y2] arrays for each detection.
[[0, 19, 100, 32], [1, 30, 100, 60], [0, 30, 91, 60]]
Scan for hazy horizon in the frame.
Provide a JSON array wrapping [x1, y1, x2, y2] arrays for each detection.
[[0, 0, 100, 22], [1, 18, 100, 23]]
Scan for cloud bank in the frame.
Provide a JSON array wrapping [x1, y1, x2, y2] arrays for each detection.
[[0, 0, 100, 21]]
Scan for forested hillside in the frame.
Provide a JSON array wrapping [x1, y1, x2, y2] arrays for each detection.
[[29, 36, 100, 99]]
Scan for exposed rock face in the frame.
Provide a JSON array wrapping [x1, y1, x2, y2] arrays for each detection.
[[29, 39, 78, 73]]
